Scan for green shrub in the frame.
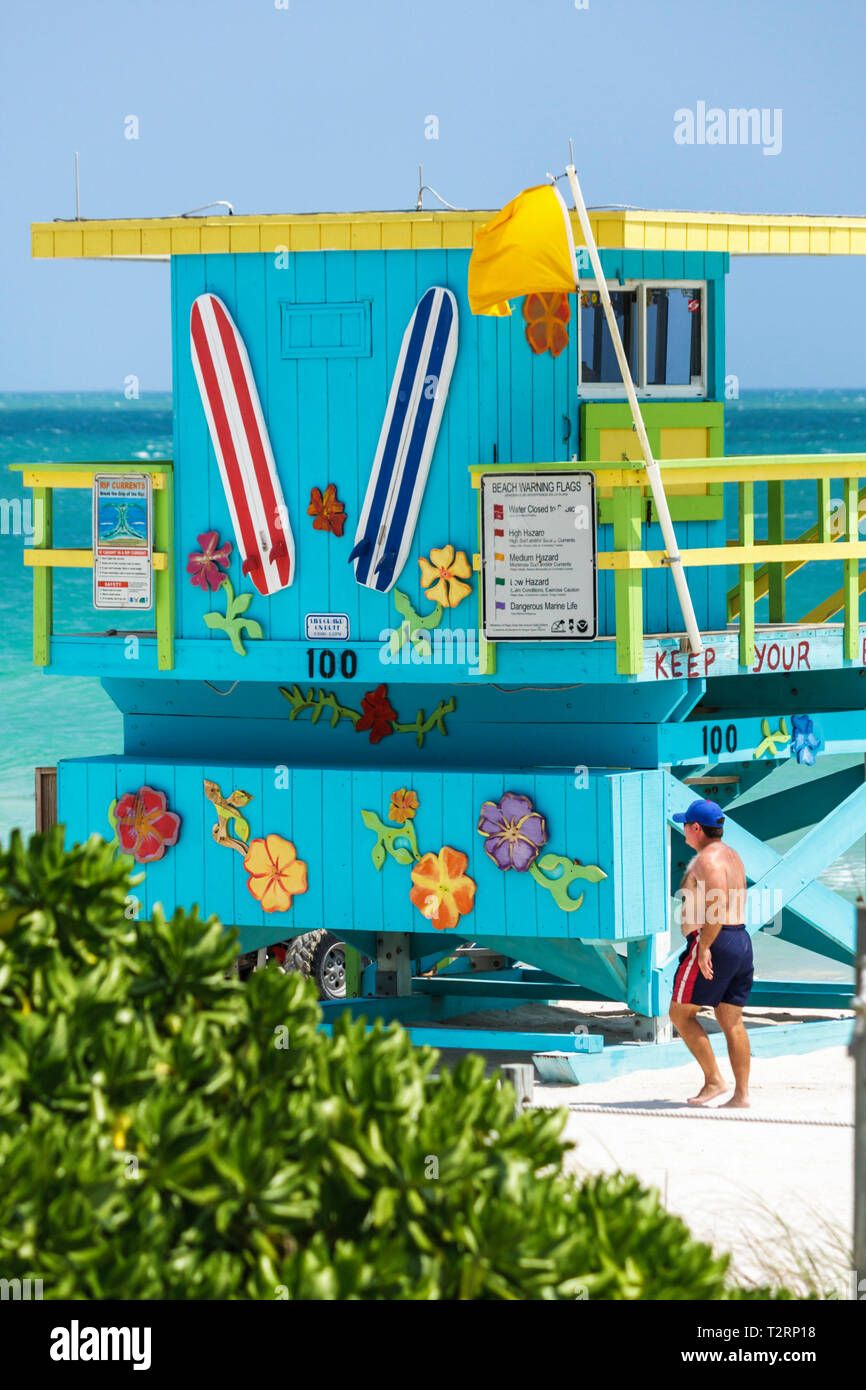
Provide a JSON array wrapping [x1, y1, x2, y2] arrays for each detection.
[[0, 826, 790, 1300]]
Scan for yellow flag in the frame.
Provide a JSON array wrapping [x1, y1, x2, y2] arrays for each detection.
[[468, 184, 578, 317]]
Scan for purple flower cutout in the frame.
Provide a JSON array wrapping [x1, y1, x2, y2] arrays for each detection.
[[187, 530, 232, 591], [477, 792, 548, 872]]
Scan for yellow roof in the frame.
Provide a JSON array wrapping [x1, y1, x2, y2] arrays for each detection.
[[30, 208, 866, 260]]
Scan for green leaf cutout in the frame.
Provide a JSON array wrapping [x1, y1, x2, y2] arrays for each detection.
[[529, 853, 607, 913], [361, 809, 421, 872]]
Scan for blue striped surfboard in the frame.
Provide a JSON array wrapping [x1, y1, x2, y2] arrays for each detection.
[[349, 286, 458, 592]]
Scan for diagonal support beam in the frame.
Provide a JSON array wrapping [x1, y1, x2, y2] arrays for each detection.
[[666, 773, 856, 958], [474, 935, 627, 1001], [747, 778, 866, 926]]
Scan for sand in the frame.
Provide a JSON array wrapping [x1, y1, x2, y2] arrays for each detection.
[[432, 1000, 857, 1295]]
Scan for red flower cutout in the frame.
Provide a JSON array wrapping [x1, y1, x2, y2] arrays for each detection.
[[308, 484, 347, 538], [187, 531, 232, 590], [523, 292, 571, 357], [356, 684, 397, 744], [115, 785, 181, 863]]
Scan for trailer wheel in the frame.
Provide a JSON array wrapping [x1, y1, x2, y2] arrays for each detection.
[[285, 930, 346, 1000]]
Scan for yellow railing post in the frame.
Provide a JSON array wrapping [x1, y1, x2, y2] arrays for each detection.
[[738, 481, 755, 669]]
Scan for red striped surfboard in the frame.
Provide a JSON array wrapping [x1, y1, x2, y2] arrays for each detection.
[[190, 293, 294, 595]]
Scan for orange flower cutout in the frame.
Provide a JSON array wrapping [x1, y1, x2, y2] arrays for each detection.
[[308, 484, 347, 538], [410, 846, 476, 931], [418, 545, 472, 609], [523, 292, 570, 357], [244, 834, 308, 913], [389, 788, 419, 824]]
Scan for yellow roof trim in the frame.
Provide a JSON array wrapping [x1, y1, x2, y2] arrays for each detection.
[[30, 209, 866, 260]]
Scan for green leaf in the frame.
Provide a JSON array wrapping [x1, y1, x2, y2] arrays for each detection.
[[530, 854, 607, 912]]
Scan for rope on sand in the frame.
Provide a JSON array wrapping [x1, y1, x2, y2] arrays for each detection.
[[564, 1105, 851, 1127]]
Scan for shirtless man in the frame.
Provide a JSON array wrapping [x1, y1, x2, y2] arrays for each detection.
[[668, 798, 753, 1108]]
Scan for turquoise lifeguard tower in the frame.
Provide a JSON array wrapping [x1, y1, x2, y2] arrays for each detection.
[[13, 199, 866, 1079]]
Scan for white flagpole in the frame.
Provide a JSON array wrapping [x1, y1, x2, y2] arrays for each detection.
[[564, 161, 703, 657]]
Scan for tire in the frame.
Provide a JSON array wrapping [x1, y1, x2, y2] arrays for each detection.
[[285, 929, 346, 1000]]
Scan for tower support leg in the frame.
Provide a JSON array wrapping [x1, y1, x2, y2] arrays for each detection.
[[376, 932, 412, 997]]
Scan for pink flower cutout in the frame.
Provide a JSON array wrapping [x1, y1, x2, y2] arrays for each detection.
[[187, 531, 232, 591], [115, 786, 181, 863]]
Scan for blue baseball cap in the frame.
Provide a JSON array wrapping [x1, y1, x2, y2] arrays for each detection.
[[672, 798, 724, 828]]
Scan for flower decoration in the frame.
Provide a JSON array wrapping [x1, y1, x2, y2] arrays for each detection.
[[356, 684, 398, 744], [115, 786, 181, 863], [243, 834, 308, 913], [280, 684, 454, 748], [418, 545, 473, 609], [389, 788, 419, 823], [791, 714, 821, 766], [187, 531, 232, 591], [523, 292, 570, 357], [308, 484, 347, 538], [477, 792, 548, 872], [410, 846, 476, 931]]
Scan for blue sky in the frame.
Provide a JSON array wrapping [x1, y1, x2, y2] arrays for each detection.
[[1, 0, 864, 390]]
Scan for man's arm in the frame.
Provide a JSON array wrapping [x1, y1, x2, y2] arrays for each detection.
[[677, 861, 698, 936], [693, 853, 729, 977]]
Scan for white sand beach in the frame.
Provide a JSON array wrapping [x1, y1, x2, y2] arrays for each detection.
[[433, 1000, 856, 1295]]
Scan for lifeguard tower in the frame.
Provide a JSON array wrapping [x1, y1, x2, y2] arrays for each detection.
[[13, 197, 866, 1079]]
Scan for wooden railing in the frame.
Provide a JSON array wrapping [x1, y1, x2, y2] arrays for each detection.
[[9, 461, 175, 671], [594, 454, 866, 674]]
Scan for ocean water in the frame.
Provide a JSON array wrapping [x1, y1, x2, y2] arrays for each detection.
[[0, 389, 862, 982]]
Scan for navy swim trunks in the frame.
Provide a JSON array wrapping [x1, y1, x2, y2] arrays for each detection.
[[671, 925, 754, 1008]]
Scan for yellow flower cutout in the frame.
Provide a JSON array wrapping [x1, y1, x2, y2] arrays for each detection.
[[418, 545, 472, 609], [244, 834, 308, 913], [389, 788, 419, 823]]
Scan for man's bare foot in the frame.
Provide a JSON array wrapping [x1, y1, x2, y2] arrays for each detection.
[[687, 1080, 729, 1106], [721, 1094, 750, 1109]]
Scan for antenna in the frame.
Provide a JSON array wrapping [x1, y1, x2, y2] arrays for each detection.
[[568, 137, 575, 168], [74, 152, 80, 220], [412, 167, 466, 213]]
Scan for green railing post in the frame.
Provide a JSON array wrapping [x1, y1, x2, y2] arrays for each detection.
[[154, 472, 175, 671], [738, 480, 755, 669], [844, 474, 859, 661], [767, 479, 786, 622], [816, 476, 832, 545], [32, 486, 53, 667], [613, 484, 643, 675]]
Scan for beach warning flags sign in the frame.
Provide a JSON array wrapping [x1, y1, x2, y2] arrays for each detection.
[[468, 184, 579, 317]]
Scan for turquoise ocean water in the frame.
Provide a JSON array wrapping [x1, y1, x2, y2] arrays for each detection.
[[1, 389, 863, 981]]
